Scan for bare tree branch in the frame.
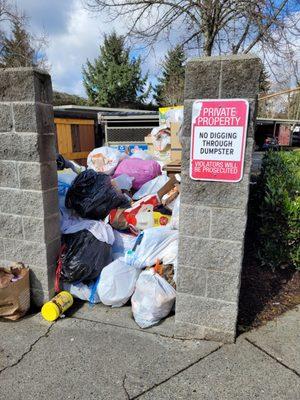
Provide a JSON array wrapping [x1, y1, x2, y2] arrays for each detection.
[[244, 0, 290, 53], [84, 0, 300, 60], [0, 1, 48, 69]]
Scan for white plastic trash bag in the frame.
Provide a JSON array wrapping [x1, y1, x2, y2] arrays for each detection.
[[112, 230, 137, 260], [57, 170, 77, 207], [98, 258, 140, 307], [132, 175, 169, 200], [165, 108, 184, 125], [63, 281, 100, 303], [87, 146, 123, 175], [170, 195, 180, 230], [161, 239, 178, 266], [127, 227, 178, 269], [131, 268, 176, 328], [151, 126, 171, 151], [130, 150, 153, 160], [112, 174, 134, 191]]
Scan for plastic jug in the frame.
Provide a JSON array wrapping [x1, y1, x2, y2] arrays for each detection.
[[124, 233, 144, 265], [41, 291, 73, 322]]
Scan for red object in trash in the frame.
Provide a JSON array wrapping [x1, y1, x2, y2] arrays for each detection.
[[55, 244, 66, 293], [109, 194, 159, 231]]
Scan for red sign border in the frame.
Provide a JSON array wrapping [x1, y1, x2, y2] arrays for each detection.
[[189, 98, 249, 183]]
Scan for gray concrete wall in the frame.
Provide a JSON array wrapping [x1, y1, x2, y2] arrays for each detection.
[[175, 54, 262, 343], [0, 67, 60, 306]]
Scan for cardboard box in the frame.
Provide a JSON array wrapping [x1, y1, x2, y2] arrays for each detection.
[[171, 150, 182, 162], [157, 175, 180, 207], [159, 106, 184, 125], [144, 136, 154, 155], [170, 122, 182, 161], [162, 160, 182, 176], [170, 122, 182, 147], [153, 212, 172, 227], [144, 135, 153, 145]]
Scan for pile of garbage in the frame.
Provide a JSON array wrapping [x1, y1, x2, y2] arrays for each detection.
[[56, 146, 180, 328]]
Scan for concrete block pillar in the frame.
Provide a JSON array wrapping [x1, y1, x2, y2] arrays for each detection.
[[0, 67, 60, 306], [175, 55, 262, 343]]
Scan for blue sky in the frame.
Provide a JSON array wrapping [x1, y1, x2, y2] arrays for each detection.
[[14, 0, 166, 98], [13, 1, 300, 96]]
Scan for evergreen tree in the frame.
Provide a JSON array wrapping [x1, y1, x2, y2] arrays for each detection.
[[285, 83, 300, 120], [0, 20, 37, 67], [82, 32, 150, 107], [259, 65, 271, 94], [53, 91, 88, 106], [154, 45, 186, 107], [257, 64, 272, 117]]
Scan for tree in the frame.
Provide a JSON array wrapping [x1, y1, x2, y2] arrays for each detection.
[[53, 91, 88, 106], [0, 20, 36, 67], [155, 45, 186, 107], [257, 64, 272, 116], [0, 0, 22, 58], [0, 0, 17, 26], [82, 32, 150, 107], [259, 65, 271, 94], [85, 1, 300, 61], [284, 85, 300, 119], [258, 53, 300, 118], [0, 6, 48, 70]]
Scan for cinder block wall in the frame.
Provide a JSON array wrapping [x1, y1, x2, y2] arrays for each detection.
[[175, 54, 262, 343], [0, 68, 60, 306]]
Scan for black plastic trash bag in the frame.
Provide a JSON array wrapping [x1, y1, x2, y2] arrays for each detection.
[[60, 230, 112, 283], [65, 169, 130, 220]]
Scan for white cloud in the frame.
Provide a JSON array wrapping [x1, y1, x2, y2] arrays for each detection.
[[20, 0, 173, 97], [46, 1, 114, 96], [15, 0, 183, 97], [16, 0, 128, 96], [46, 1, 174, 97], [14, 0, 300, 97]]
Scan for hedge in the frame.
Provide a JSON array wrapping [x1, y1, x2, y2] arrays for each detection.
[[256, 150, 300, 270]]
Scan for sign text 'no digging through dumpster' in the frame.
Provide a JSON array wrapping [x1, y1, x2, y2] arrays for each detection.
[[190, 99, 249, 182]]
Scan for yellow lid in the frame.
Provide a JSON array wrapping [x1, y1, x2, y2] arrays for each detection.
[[41, 302, 60, 322]]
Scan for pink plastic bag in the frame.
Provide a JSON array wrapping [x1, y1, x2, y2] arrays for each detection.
[[113, 158, 161, 190]]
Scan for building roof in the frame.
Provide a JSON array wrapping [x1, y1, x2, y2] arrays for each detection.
[[53, 105, 158, 120], [256, 117, 300, 125]]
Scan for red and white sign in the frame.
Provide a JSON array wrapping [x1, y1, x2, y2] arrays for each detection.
[[190, 99, 249, 182]]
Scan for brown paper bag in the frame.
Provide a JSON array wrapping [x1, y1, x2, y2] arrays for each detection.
[[0, 266, 30, 321]]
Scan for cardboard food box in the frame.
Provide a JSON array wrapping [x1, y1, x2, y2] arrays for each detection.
[[159, 106, 184, 125], [157, 175, 180, 206], [144, 135, 154, 155], [170, 150, 182, 162], [153, 212, 172, 227], [170, 122, 182, 147], [170, 122, 182, 161], [162, 160, 182, 177]]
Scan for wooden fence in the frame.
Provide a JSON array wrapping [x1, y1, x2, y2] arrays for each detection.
[[54, 118, 95, 165]]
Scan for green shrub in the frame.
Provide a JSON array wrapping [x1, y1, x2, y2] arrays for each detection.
[[256, 150, 300, 270]]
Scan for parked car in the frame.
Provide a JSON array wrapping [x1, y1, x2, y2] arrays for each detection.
[[292, 131, 300, 147]]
